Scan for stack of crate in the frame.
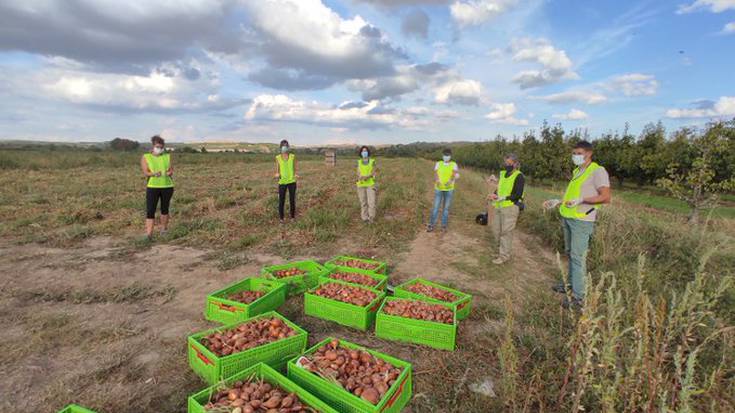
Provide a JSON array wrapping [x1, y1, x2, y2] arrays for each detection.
[[324, 149, 336, 166]]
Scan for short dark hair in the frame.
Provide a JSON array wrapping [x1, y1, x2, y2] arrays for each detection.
[[151, 135, 165, 146], [359, 145, 370, 156], [574, 140, 593, 151], [442, 148, 452, 156], [279, 139, 289, 147]]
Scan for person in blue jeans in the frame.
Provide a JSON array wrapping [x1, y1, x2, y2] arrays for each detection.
[[543, 140, 611, 309], [428, 148, 459, 232]]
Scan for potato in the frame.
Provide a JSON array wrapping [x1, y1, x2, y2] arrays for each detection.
[[383, 299, 454, 324], [405, 282, 458, 303], [226, 290, 266, 304], [205, 379, 312, 412], [200, 318, 296, 357], [328, 271, 379, 287], [272, 267, 307, 278], [313, 282, 377, 307], [332, 258, 380, 271]]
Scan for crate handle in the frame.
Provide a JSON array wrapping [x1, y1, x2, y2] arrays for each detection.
[[216, 302, 241, 312], [193, 346, 213, 366], [382, 375, 407, 411]]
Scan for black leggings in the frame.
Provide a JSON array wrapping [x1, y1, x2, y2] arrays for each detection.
[[278, 183, 296, 219], [146, 187, 174, 219]]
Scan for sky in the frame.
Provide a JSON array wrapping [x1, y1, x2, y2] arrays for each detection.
[[0, 0, 734, 145]]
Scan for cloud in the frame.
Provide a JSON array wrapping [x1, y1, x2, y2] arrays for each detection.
[[243, 0, 405, 90], [244, 94, 454, 130], [402, 9, 431, 39], [665, 96, 735, 119], [434, 79, 484, 105], [677, 0, 735, 14], [356, 0, 451, 5], [533, 91, 608, 105], [552, 109, 589, 120], [606, 73, 659, 96], [723, 21, 735, 33], [485, 102, 528, 125], [450, 0, 518, 27], [509, 38, 578, 89]]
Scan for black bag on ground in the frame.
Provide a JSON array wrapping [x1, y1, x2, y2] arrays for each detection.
[[475, 213, 488, 225]]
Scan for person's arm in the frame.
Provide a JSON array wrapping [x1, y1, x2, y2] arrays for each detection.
[[434, 163, 441, 183], [506, 174, 525, 203], [140, 155, 157, 177], [583, 186, 611, 205], [372, 162, 378, 180], [166, 155, 174, 177], [293, 156, 299, 179], [274, 159, 280, 179]]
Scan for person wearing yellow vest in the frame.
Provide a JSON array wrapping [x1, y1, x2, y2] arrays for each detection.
[[356, 145, 378, 223], [274, 139, 298, 223], [543, 140, 611, 308], [140, 135, 174, 239], [428, 148, 459, 232], [488, 154, 525, 265]]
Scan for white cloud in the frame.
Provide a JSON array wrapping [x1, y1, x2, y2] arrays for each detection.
[[434, 79, 485, 105], [607, 73, 659, 96], [509, 38, 578, 89], [723, 21, 735, 33], [485, 102, 528, 125], [244, 94, 454, 129], [665, 96, 735, 119], [677, 0, 735, 14], [533, 90, 608, 105], [450, 0, 518, 27], [552, 109, 588, 120]]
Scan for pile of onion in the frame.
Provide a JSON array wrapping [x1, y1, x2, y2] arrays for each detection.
[[272, 268, 307, 278], [313, 282, 377, 307], [226, 290, 265, 305], [405, 282, 458, 303], [201, 318, 296, 357], [333, 259, 379, 271], [205, 379, 311, 412], [299, 339, 402, 405], [328, 271, 379, 288], [383, 299, 454, 324]]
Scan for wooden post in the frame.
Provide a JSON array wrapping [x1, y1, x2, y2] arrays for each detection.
[[324, 149, 336, 166]]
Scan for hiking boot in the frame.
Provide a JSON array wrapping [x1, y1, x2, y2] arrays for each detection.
[[552, 283, 571, 294], [427, 225, 434, 232], [561, 296, 583, 310], [492, 257, 507, 265], [440, 226, 448, 233]]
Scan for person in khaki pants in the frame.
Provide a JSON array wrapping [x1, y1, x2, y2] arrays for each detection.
[[488, 154, 525, 264], [356, 145, 377, 223]]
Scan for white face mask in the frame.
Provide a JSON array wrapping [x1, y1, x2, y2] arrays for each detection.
[[442, 155, 451, 162], [281, 145, 289, 153], [572, 154, 586, 166], [361, 151, 369, 158], [153, 146, 163, 155]]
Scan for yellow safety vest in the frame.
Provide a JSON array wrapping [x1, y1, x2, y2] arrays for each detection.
[[357, 159, 375, 187], [144, 153, 174, 188], [495, 169, 522, 209], [559, 162, 601, 219], [276, 154, 295, 185], [435, 161, 457, 191]]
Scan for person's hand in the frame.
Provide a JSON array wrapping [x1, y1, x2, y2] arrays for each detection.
[[488, 193, 499, 201], [167, 171, 173, 177], [294, 174, 300, 179], [565, 198, 583, 208], [486, 175, 498, 184], [543, 199, 562, 210], [154, 172, 162, 177], [274, 173, 280, 179]]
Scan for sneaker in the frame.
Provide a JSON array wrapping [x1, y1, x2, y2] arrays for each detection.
[[552, 283, 571, 294], [440, 226, 447, 233], [492, 257, 507, 265], [427, 225, 434, 232], [279, 219, 286, 225], [561, 296, 583, 310]]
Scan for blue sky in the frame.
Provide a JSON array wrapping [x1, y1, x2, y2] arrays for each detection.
[[0, 0, 733, 144]]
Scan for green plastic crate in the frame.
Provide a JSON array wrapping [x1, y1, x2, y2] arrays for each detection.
[[287, 337, 412, 413], [188, 362, 338, 413], [188, 311, 308, 385], [393, 278, 472, 320], [324, 255, 387, 274], [58, 405, 96, 413], [321, 265, 388, 291], [375, 297, 458, 351], [261, 260, 328, 296], [205, 277, 287, 325], [304, 279, 386, 331]]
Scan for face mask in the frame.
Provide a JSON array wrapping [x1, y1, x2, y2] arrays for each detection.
[[361, 151, 369, 159], [442, 155, 451, 162], [281, 146, 289, 153], [153, 147, 163, 155], [572, 154, 586, 166]]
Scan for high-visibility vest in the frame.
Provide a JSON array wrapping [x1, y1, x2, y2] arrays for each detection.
[[435, 161, 457, 191], [495, 169, 522, 209], [559, 162, 601, 219], [276, 154, 295, 185], [144, 153, 174, 188], [357, 159, 375, 187]]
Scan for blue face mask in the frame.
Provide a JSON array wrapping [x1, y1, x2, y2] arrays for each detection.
[[442, 155, 451, 162], [361, 151, 369, 158], [281, 145, 289, 153]]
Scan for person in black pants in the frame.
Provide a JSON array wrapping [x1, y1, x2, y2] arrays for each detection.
[[140, 135, 174, 239], [274, 139, 298, 223]]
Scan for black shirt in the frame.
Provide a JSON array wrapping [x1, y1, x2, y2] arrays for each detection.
[[494, 172, 525, 203]]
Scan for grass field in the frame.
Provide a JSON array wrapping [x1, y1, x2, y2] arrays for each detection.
[[0, 150, 733, 412]]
